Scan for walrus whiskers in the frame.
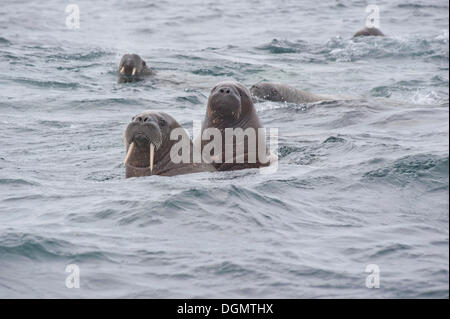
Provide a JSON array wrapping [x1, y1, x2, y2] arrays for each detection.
[[150, 143, 155, 173], [124, 142, 135, 164]]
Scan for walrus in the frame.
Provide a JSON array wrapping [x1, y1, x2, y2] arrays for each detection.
[[199, 81, 274, 171], [353, 27, 384, 37], [118, 54, 153, 82], [124, 111, 215, 178], [250, 82, 329, 104]]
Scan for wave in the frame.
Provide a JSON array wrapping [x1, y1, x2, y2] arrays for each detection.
[[0, 178, 38, 186], [363, 154, 449, 188], [397, 2, 449, 9], [46, 50, 113, 62], [256, 39, 307, 54], [254, 33, 449, 64], [371, 85, 448, 105], [0, 37, 11, 45], [69, 97, 146, 109], [192, 66, 235, 77], [280, 136, 356, 165], [11, 78, 81, 89], [0, 233, 110, 262], [327, 36, 448, 62]]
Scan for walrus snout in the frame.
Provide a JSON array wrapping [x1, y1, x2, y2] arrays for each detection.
[[125, 117, 162, 150], [209, 85, 242, 118], [121, 64, 136, 77], [124, 114, 164, 175], [119, 53, 149, 78], [218, 87, 232, 94]]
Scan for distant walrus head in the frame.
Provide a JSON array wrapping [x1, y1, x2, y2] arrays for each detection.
[[118, 54, 152, 81], [353, 27, 385, 37], [250, 83, 284, 102]]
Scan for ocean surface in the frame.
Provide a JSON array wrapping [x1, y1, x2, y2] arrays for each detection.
[[0, 0, 448, 298]]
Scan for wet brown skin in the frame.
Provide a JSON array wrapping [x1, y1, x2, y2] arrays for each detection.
[[353, 27, 385, 37], [250, 82, 328, 104], [200, 81, 271, 171], [124, 111, 215, 178], [118, 54, 154, 83]]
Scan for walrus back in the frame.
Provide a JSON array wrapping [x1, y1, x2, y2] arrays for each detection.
[[353, 27, 384, 37], [273, 83, 329, 104]]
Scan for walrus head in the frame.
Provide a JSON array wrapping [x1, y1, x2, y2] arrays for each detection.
[[250, 83, 283, 102], [353, 27, 384, 37], [118, 54, 150, 80], [202, 82, 270, 171], [123, 112, 177, 178], [207, 82, 254, 126]]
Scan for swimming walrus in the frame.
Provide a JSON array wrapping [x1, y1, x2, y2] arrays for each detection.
[[199, 81, 274, 171], [353, 27, 384, 37], [250, 82, 329, 104], [124, 111, 215, 178], [118, 54, 153, 82]]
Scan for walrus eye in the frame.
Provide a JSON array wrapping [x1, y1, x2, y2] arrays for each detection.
[[158, 118, 167, 126]]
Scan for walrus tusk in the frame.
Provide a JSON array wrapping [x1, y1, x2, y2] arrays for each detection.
[[124, 142, 135, 164], [149, 143, 155, 174], [120, 66, 125, 74], [132, 67, 137, 76]]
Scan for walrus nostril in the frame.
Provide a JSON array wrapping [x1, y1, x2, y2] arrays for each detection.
[[219, 87, 231, 94], [134, 117, 142, 123]]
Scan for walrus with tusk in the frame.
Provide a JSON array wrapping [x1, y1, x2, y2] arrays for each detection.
[[118, 54, 153, 82], [124, 111, 216, 178]]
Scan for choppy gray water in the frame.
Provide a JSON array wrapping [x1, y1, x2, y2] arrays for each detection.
[[0, 0, 448, 298]]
